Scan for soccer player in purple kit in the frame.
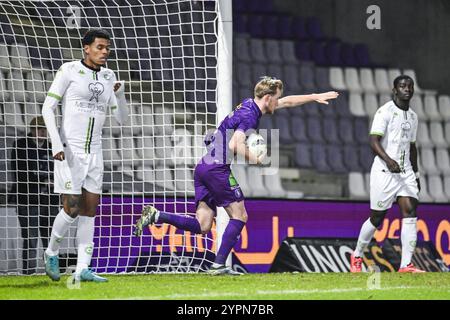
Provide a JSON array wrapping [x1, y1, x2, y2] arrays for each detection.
[[133, 77, 339, 274]]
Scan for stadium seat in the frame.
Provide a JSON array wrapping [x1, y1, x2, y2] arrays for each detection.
[[236, 62, 252, 86], [329, 67, 347, 91], [445, 121, 450, 145], [294, 143, 313, 168], [348, 172, 369, 200], [290, 116, 309, 143], [378, 93, 392, 106], [295, 41, 312, 61], [174, 167, 195, 196], [410, 94, 427, 121], [142, 136, 156, 169], [443, 175, 450, 200], [273, 114, 293, 144], [25, 71, 46, 103], [420, 148, 439, 175], [0, 42, 10, 70], [358, 145, 374, 172], [364, 93, 379, 120], [233, 14, 248, 35], [263, 168, 287, 198], [264, 39, 283, 65], [436, 148, 450, 175], [374, 68, 391, 93], [387, 68, 401, 87], [298, 63, 315, 91], [343, 145, 363, 172], [340, 43, 357, 67], [353, 117, 370, 145], [364, 172, 371, 196], [306, 116, 325, 144], [349, 92, 366, 117], [3, 102, 25, 130], [322, 117, 340, 144], [251, 63, 268, 82], [247, 14, 265, 38], [172, 128, 195, 166], [429, 121, 447, 148], [280, 40, 299, 65], [423, 94, 441, 121], [338, 117, 355, 145], [267, 64, 283, 80], [325, 41, 343, 66], [326, 145, 347, 173], [277, 16, 292, 39], [154, 106, 174, 136], [438, 95, 450, 121], [283, 64, 301, 92], [231, 164, 251, 197], [121, 136, 139, 168], [234, 35, 251, 63], [344, 67, 362, 92], [291, 16, 308, 40], [10, 44, 31, 70], [312, 41, 330, 66], [247, 166, 269, 197], [354, 44, 371, 67], [0, 71, 10, 102], [249, 38, 268, 63], [359, 68, 378, 93], [312, 144, 331, 173], [154, 136, 174, 166], [403, 69, 437, 95], [304, 102, 321, 117], [305, 16, 325, 40], [315, 66, 333, 91], [416, 122, 433, 148], [154, 166, 174, 190], [419, 174, 435, 203], [428, 175, 448, 203], [7, 70, 27, 103]]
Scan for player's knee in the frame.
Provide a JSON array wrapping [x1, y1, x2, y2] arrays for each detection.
[[402, 208, 417, 219], [200, 223, 212, 235], [369, 210, 386, 228]]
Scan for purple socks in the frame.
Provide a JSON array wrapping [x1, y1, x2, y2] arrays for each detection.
[[214, 219, 246, 265], [158, 211, 202, 234]]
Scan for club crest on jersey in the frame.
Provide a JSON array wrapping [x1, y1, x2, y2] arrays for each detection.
[[401, 122, 411, 138], [88, 82, 104, 102], [103, 73, 111, 80]]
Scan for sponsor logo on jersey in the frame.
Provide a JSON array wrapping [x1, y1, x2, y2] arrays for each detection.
[[88, 82, 104, 102], [76, 101, 106, 113], [78, 69, 85, 75], [401, 122, 411, 139]]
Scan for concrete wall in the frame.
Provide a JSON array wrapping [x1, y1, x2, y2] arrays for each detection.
[[274, 0, 450, 94]]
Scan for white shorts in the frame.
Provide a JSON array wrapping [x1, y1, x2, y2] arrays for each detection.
[[54, 147, 104, 195], [370, 163, 419, 211]]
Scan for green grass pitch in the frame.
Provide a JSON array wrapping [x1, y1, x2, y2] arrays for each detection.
[[1, 273, 449, 300]]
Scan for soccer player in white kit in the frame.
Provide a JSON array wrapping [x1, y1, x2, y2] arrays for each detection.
[[42, 30, 128, 282], [350, 75, 424, 273]]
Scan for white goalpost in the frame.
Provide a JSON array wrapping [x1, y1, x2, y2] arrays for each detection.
[[0, 0, 232, 275]]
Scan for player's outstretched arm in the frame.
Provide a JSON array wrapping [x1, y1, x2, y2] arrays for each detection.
[[276, 91, 339, 109]]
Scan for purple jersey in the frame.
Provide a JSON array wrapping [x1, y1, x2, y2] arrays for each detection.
[[202, 98, 262, 166]]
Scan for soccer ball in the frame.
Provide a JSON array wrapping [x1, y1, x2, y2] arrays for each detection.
[[247, 133, 267, 157]]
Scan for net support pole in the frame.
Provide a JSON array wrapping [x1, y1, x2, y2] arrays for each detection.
[[216, 0, 233, 268]]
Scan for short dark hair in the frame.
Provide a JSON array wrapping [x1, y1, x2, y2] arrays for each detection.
[[82, 29, 111, 46], [393, 75, 414, 88]]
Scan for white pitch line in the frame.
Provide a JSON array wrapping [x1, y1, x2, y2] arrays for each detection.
[[114, 285, 449, 300]]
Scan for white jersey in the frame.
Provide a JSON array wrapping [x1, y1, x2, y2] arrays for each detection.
[[369, 100, 418, 172], [46, 60, 118, 154]]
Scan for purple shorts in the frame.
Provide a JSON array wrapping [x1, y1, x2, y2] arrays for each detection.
[[194, 163, 244, 213]]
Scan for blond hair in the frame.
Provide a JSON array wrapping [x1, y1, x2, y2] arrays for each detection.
[[254, 76, 283, 98]]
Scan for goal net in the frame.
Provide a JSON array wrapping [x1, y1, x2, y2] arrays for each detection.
[[0, 0, 221, 275]]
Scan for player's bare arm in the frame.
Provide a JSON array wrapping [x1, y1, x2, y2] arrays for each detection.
[[410, 142, 420, 190], [369, 134, 401, 173], [276, 91, 339, 109]]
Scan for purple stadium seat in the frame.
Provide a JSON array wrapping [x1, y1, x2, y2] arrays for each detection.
[[359, 145, 374, 172], [277, 16, 292, 39], [315, 67, 333, 91], [311, 41, 329, 66], [306, 116, 325, 144], [325, 41, 343, 66], [295, 41, 312, 61], [334, 91, 352, 118], [354, 117, 370, 145], [306, 17, 325, 40], [338, 117, 355, 145], [290, 116, 309, 143], [234, 14, 248, 34], [294, 143, 313, 168], [343, 145, 363, 172], [274, 114, 293, 144], [247, 14, 265, 38], [304, 102, 321, 117], [312, 143, 332, 173], [299, 63, 316, 91], [341, 43, 357, 67], [233, 0, 248, 14], [322, 117, 340, 144], [264, 15, 280, 39], [291, 17, 308, 40], [354, 43, 371, 67], [326, 145, 347, 173]]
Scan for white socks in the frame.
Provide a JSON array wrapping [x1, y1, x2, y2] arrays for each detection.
[[354, 218, 377, 257], [75, 216, 96, 275], [46, 209, 76, 256], [400, 217, 417, 268]]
